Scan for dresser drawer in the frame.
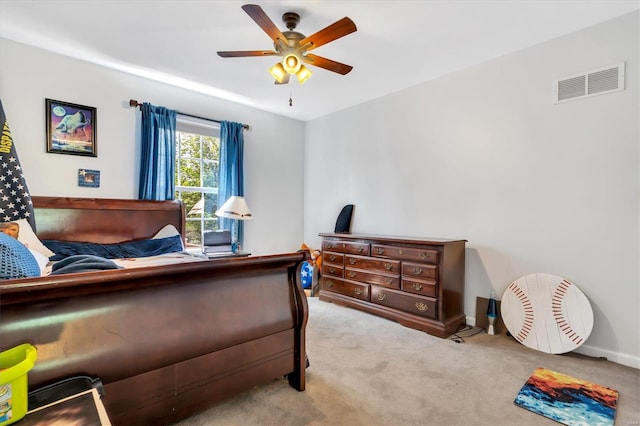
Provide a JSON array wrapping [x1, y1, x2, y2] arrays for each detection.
[[344, 269, 400, 289], [323, 264, 344, 278], [370, 286, 437, 319], [402, 262, 438, 280], [322, 277, 370, 301], [401, 277, 437, 297], [344, 255, 400, 274], [371, 244, 439, 264], [323, 240, 370, 256], [323, 251, 344, 265]]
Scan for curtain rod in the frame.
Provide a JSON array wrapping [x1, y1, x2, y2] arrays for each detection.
[[129, 99, 249, 130]]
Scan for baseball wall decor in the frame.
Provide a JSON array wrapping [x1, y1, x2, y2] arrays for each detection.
[[501, 273, 593, 354]]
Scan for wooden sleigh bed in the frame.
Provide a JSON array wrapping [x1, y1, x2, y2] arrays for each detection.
[[0, 196, 308, 425]]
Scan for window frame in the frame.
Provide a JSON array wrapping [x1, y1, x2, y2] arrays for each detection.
[[174, 115, 221, 251]]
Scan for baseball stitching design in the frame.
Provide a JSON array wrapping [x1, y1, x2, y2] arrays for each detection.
[[507, 281, 534, 343], [552, 279, 583, 345]]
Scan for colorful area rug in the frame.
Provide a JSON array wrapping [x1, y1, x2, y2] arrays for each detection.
[[514, 368, 618, 426]]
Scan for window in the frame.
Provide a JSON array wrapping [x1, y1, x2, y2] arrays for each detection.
[[174, 116, 220, 250]]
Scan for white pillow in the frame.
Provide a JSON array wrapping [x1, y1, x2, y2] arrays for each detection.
[[152, 224, 180, 239], [29, 248, 50, 276], [8, 218, 55, 258], [152, 224, 184, 250]]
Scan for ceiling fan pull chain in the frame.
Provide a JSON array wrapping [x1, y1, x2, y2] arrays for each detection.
[[289, 89, 293, 107]]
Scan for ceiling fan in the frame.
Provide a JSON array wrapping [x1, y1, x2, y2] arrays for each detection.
[[217, 4, 357, 85]]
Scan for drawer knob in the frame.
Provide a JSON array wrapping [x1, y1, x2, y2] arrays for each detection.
[[329, 255, 336, 261], [420, 252, 427, 259], [357, 246, 364, 252], [414, 267, 423, 275], [348, 271, 356, 278], [342, 243, 346, 249], [384, 277, 393, 284], [398, 249, 404, 254], [354, 288, 362, 295], [377, 293, 387, 301], [412, 282, 423, 291], [349, 258, 357, 265], [329, 267, 336, 274], [415, 302, 428, 312], [376, 248, 384, 255], [384, 263, 393, 270], [327, 243, 333, 249], [326, 280, 333, 288]]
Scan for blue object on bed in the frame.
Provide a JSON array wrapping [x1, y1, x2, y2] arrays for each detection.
[[51, 255, 123, 275], [0, 232, 40, 279], [43, 235, 184, 261]]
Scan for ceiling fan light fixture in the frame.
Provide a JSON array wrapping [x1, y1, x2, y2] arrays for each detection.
[[269, 62, 287, 83], [296, 65, 312, 84], [218, 5, 357, 86], [282, 54, 302, 74]]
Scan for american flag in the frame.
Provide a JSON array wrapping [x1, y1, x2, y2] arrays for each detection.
[[0, 99, 36, 230]]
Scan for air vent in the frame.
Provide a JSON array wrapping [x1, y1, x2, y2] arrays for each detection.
[[554, 62, 625, 103]]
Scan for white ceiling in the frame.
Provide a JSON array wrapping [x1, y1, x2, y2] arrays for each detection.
[[0, 0, 638, 121]]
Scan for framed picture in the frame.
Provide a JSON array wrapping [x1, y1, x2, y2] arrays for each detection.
[[46, 99, 97, 157], [78, 169, 100, 188]]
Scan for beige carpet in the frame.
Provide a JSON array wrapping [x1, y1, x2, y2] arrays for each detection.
[[176, 297, 640, 426]]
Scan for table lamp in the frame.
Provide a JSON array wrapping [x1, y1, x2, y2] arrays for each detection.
[[215, 196, 253, 253]]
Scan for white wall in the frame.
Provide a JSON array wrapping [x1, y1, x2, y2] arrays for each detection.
[[304, 11, 639, 367], [0, 38, 306, 256]]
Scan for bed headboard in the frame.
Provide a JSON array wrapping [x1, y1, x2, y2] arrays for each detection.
[[31, 196, 185, 244]]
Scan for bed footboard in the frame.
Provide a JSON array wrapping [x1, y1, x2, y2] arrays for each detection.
[[0, 252, 308, 425]]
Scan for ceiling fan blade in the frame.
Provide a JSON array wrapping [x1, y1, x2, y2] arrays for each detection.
[[241, 4, 287, 44], [299, 17, 357, 51], [275, 74, 291, 85], [303, 53, 353, 75], [217, 50, 276, 58]]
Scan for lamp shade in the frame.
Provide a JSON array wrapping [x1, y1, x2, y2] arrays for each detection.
[[215, 196, 253, 220], [282, 54, 302, 74], [296, 65, 312, 83], [269, 62, 287, 83]]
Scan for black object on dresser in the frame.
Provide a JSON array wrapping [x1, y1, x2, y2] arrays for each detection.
[[334, 204, 354, 233], [319, 233, 467, 338]]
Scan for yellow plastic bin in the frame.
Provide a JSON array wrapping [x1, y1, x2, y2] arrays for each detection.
[[0, 344, 37, 426]]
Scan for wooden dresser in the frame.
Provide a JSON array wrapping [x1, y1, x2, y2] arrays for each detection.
[[319, 233, 466, 338]]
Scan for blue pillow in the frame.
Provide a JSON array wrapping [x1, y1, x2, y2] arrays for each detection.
[[0, 232, 40, 279], [43, 235, 184, 261]]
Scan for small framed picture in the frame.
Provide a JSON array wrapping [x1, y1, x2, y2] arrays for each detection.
[[78, 169, 100, 188], [46, 99, 97, 157]]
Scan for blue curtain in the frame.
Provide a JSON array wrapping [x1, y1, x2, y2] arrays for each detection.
[[138, 103, 177, 200], [218, 121, 245, 243]]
